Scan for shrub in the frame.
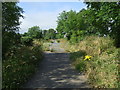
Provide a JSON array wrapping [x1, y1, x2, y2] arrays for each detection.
[[21, 36, 33, 46], [2, 44, 43, 88], [2, 31, 21, 59], [70, 36, 78, 44]]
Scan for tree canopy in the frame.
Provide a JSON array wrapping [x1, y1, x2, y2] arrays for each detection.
[[2, 2, 24, 32], [56, 2, 120, 47], [85, 2, 120, 47], [27, 26, 42, 39], [2, 2, 24, 58]]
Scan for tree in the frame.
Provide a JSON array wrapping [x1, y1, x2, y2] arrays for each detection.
[[2, 2, 24, 58], [56, 9, 92, 42], [56, 10, 77, 40], [84, 2, 120, 47], [2, 2, 24, 32], [56, 11, 68, 38], [48, 28, 56, 39], [27, 26, 42, 39], [43, 29, 56, 40]]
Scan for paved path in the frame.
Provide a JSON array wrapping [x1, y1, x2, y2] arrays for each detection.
[[23, 42, 90, 88]]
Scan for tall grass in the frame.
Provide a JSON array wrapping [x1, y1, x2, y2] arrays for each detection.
[[2, 39, 43, 88], [61, 36, 119, 88]]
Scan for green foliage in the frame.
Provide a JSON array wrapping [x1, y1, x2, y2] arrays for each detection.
[[48, 29, 56, 39], [22, 27, 56, 41], [2, 44, 43, 88], [70, 36, 77, 44], [56, 2, 120, 47], [87, 48, 119, 88], [62, 36, 119, 88], [56, 9, 96, 43], [21, 36, 33, 46], [27, 26, 43, 39], [2, 2, 24, 58], [42, 30, 48, 40], [75, 61, 86, 72], [2, 31, 21, 59], [85, 2, 120, 47], [70, 51, 86, 72], [43, 29, 56, 40], [56, 10, 77, 40], [2, 2, 24, 32], [2, 7, 44, 86]]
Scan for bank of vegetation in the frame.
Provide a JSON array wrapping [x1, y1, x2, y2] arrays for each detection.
[[60, 36, 119, 88], [56, 2, 120, 88], [2, 2, 44, 88]]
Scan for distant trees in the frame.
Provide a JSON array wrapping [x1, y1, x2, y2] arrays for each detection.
[[56, 10, 77, 40], [43, 28, 56, 40], [25, 26, 42, 39], [21, 26, 42, 46], [21, 26, 56, 44]]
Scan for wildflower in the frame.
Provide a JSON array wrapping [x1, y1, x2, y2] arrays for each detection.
[[84, 55, 92, 60]]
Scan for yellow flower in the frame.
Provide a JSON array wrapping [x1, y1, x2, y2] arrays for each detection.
[[84, 55, 92, 60]]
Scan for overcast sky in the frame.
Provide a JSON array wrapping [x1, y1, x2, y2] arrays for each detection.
[[18, 2, 87, 34]]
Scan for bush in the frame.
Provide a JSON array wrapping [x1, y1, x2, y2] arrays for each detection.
[[2, 44, 43, 88], [2, 31, 21, 59], [70, 36, 78, 44], [21, 36, 33, 46]]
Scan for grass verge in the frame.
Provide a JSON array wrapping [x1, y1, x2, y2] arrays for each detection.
[[61, 36, 119, 88]]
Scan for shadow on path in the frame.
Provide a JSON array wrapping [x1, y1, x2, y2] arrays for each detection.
[[23, 52, 90, 88]]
